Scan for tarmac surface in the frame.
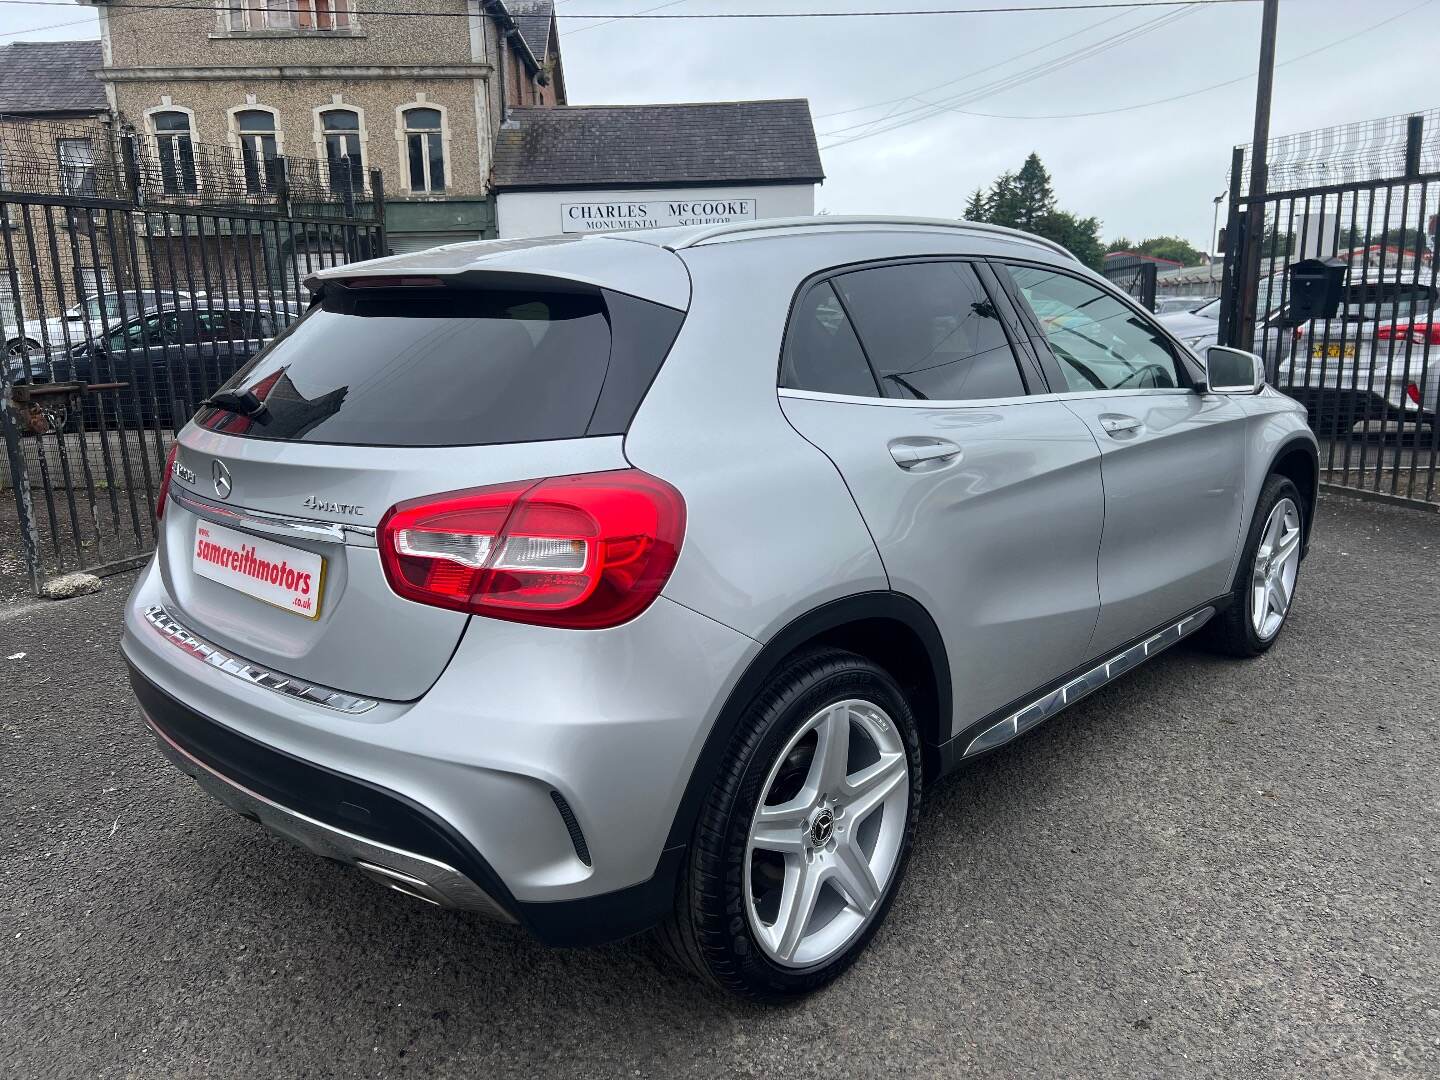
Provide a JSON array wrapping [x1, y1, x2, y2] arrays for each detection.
[[1, 493, 1436, 1078]]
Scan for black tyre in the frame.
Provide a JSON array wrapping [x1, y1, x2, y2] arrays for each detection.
[[658, 648, 922, 1000], [1204, 473, 1305, 657]]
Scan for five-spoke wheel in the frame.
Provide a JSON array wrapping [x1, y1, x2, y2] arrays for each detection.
[[745, 698, 910, 968], [1250, 496, 1301, 641]]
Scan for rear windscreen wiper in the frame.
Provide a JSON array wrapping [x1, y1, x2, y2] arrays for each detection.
[[201, 388, 267, 418]]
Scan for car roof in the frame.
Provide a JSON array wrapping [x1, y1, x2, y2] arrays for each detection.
[[308, 216, 1078, 309], [615, 215, 1078, 262]]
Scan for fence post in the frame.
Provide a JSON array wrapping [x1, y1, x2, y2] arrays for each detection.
[[370, 168, 387, 257], [1217, 146, 1247, 349], [1404, 114, 1424, 179], [121, 133, 143, 207], [1139, 263, 1157, 312], [276, 156, 292, 218], [340, 158, 356, 220], [0, 362, 41, 595]]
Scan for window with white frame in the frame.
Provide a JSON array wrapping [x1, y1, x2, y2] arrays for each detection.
[[227, 0, 352, 32], [235, 109, 281, 194], [57, 138, 96, 197], [402, 107, 445, 194], [320, 108, 364, 194], [152, 111, 198, 195]]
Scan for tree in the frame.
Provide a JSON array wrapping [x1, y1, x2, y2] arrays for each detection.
[[1106, 237, 1135, 254], [1135, 235, 1204, 266], [1012, 153, 1056, 231], [985, 172, 1024, 229], [961, 154, 1104, 267], [1035, 210, 1105, 270]]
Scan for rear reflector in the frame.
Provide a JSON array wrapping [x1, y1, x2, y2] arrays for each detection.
[[377, 470, 685, 629]]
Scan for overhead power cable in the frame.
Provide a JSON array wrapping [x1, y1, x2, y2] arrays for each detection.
[[818, 2, 1198, 145], [817, 0, 1430, 145], [812, 5, 1132, 120], [0, 0, 1266, 18]]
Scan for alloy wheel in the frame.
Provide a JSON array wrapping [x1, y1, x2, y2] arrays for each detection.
[[744, 698, 909, 969], [1250, 497, 1301, 640]]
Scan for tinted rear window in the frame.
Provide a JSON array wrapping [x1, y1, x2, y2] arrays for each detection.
[[195, 284, 683, 446]]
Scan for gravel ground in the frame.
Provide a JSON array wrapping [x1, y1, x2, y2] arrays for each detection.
[[1, 494, 1437, 1079]]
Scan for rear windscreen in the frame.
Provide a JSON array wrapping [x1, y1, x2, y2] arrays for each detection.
[[195, 284, 683, 446]]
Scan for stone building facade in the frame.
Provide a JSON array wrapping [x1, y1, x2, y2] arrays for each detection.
[[83, 0, 565, 250], [0, 40, 137, 347]]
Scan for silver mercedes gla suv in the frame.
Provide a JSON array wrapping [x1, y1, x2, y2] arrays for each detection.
[[124, 216, 1318, 1000]]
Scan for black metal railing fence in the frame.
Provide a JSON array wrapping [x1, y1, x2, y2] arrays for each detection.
[[1220, 113, 1439, 508], [0, 119, 387, 594], [1101, 260, 1158, 312]]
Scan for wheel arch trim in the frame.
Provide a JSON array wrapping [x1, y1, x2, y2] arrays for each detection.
[[662, 590, 951, 851], [1266, 433, 1319, 553]]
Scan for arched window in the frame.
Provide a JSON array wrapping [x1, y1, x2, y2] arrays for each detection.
[[319, 108, 363, 194], [151, 110, 197, 195], [235, 109, 280, 194], [402, 107, 445, 194]]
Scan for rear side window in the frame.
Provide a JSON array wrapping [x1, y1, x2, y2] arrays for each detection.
[[195, 285, 683, 446], [832, 261, 1026, 401], [781, 281, 879, 397]]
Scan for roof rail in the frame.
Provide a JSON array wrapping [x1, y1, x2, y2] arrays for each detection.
[[664, 215, 1078, 261]]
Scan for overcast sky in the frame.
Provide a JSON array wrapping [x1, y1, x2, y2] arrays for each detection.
[[4, 0, 1435, 249]]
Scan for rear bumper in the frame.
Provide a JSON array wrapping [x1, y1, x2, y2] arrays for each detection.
[[142, 683, 515, 920], [122, 559, 756, 944]]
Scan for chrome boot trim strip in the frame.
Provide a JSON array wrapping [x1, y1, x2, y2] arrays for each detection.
[[143, 604, 379, 715], [961, 607, 1215, 759], [170, 487, 377, 548]]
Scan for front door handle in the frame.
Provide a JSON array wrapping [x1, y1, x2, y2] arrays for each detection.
[[888, 437, 963, 471], [1099, 414, 1143, 437]]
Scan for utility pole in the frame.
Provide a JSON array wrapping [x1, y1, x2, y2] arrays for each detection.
[[1236, 0, 1280, 352]]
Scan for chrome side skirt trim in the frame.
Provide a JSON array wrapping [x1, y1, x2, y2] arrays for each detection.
[[143, 604, 379, 715], [148, 718, 514, 922], [170, 487, 377, 548], [961, 607, 1215, 759]]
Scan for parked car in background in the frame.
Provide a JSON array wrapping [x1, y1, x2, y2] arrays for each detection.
[[4, 289, 197, 358], [1154, 295, 1216, 315], [1158, 296, 1223, 352], [1271, 274, 1439, 435], [124, 217, 1318, 1000], [11, 302, 299, 430]]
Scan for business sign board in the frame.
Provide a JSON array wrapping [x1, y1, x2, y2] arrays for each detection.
[[561, 198, 757, 233]]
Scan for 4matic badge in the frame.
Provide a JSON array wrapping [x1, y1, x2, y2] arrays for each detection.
[[303, 494, 365, 516]]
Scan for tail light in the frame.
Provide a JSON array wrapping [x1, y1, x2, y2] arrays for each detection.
[[377, 469, 686, 629], [156, 443, 179, 519], [1377, 321, 1440, 346], [1407, 382, 1423, 405]]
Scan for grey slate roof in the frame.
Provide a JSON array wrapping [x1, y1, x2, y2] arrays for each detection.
[[0, 40, 106, 116], [491, 100, 825, 191], [504, 0, 554, 67]]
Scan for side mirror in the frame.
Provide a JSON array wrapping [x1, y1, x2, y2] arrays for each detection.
[[1202, 345, 1264, 394]]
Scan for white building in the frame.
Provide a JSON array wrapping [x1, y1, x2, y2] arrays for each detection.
[[491, 99, 824, 239]]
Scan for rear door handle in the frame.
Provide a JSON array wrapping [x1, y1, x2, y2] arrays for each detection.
[[888, 437, 963, 471], [1099, 414, 1143, 436]]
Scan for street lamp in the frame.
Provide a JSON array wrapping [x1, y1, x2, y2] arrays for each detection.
[[1210, 192, 1226, 286]]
